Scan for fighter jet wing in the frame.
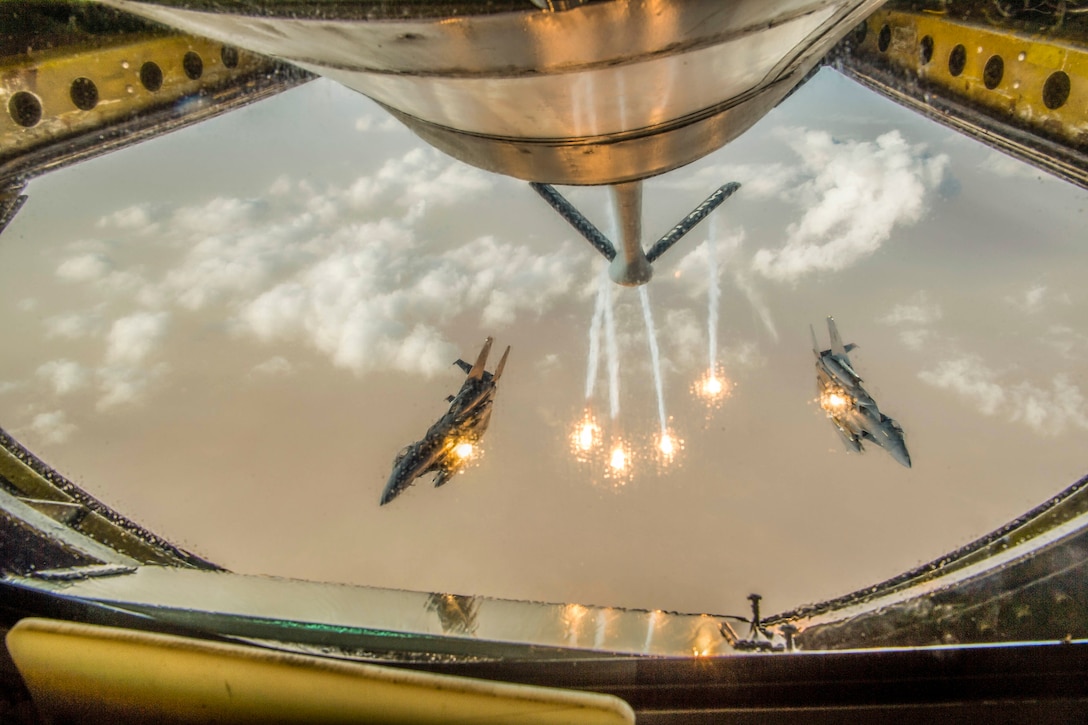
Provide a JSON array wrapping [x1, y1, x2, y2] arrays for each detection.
[[832, 419, 863, 452]]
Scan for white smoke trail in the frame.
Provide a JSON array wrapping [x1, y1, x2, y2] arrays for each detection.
[[734, 270, 779, 342], [603, 277, 621, 419], [639, 285, 668, 435], [707, 225, 720, 372], [603, 195, 621, 420], [585, 269, 607, 400]]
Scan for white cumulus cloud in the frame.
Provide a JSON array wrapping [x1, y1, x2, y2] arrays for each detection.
[[879, 292, 942, 350], [752, 130, 948, 282], [239, 226, 580, 377], [659, 161, 800, 199], [97, 204, 157, 231], [44, 309, 105, 340], [57, 253, 111, 282], [105, 312, 170, 366], [919, 355, 1088, 436], [918, 356, 1006, 415], [36, 360, 89, 396], [30, 411, 76, 444], [880, 292, 942, 326], [95, 363, 169, 410]]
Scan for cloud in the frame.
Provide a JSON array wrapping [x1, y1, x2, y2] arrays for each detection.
[[36, 360, 89, 396], [733, 271, 778, 341], [248, 356, 294, 379], [919, 356, 1088, 435], [97, 204, 158, 231], [171, 196, 269, 238], [1007, 376, 1088, 436], [105, 312, 170, 366], [897, 329, 933, 351], [879, 292, 942, 350], [345, 148, 494, 210], [979, 151, 1039, 180], [752, 130, 948, 282], [95, 313, 171, 408], [96, 363, 169, 410], [139, 149, 496, 317], [57, 253, 111, 282], [239, 227, 581, 377], [1004, 284, 1070, 314], [55, 251, 147, 296], [660, 308, 703, 368], [0, 381, 20, 395], [1044, 324, 1088, 361], [670, 229, 778, 343], [672, 230, 745, 296], [918, 356, 1006, 415], [659, 161, 800, 199], [880, 292, 942, 326], [44, 310, 105, 340], [36, 147, 575, 401], [163, 230, 305, 311], [536, 353, 560, 373], [354, 115, 401, 133], [30, 411, 76, 444]]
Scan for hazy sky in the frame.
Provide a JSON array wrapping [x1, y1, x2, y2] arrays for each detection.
[[2, 69, 1087, 617]]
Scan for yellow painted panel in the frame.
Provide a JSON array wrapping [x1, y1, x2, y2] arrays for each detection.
[[858, 10, 1088, 142], [1, 35, 267, 158], [7, 618, 636, 725]]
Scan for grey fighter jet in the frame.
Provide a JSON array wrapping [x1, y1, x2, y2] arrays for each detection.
[[812, 317, 911, 468], [380, 337, 510, 506]]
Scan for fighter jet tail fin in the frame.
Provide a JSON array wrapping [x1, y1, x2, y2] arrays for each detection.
[[827, 317, 851, 358], [453, 359, 471, 374], [810, 324, 820, 356], [467, 337, 494, 380], [493, 346, 510, 383]]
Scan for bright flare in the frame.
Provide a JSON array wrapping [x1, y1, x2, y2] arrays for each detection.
[[570, 411, 602, 463], [659, 433, 674, 457], [692, 367, 732, 408], [655, 430, 683, 467], [820, 389, 850, 414], [610, 445, 627, 471], [453, 441, 475, 459], [574, 418, 600, 452]]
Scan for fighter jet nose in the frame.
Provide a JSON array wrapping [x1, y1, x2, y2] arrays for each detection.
[[893, 446, 912, 468]]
